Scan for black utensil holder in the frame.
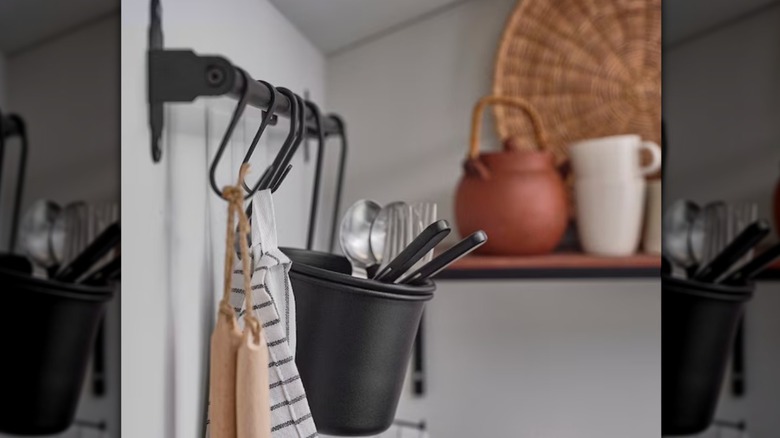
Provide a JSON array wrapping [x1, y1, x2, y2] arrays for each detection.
[[663, 276, 754, 436], [0, 269, 115, 435], [282, 248, 434, 436]]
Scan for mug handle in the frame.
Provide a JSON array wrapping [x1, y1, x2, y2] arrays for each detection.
[[640, 141, 662, 176]]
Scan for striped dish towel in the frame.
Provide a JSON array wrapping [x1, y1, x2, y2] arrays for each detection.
[[207, 190, 317, 437]]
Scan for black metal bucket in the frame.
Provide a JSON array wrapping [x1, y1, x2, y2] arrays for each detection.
[[0, 269, 115, 435], [282, 248, 434, 436], [663, 275, 754, 436]]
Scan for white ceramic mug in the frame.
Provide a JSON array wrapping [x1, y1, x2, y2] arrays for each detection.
[[575, 177, 646, 256], [569, 134, 662, 180], [643, 180, 662, 254]]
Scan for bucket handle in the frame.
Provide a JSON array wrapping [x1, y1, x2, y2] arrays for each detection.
[[468, 95, 550, 160]]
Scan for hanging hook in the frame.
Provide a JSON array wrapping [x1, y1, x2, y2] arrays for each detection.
[[278, 92, 308, 191], [261, 87, 306, 193], [273, 90, 306, 191], [252, 87, 299, 192], [208, 68, 252, 198], [279, 92, 307, 191], [240, 80, 279, 196], [270, 90, 306, 192]]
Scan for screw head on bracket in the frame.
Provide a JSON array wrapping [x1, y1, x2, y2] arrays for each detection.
[[206, 66, 226, 87]]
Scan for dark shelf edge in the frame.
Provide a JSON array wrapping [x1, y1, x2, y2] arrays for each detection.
[[437, 267, 661, 280], [755, 270, 780, 281], [437, 268, 780, 281]]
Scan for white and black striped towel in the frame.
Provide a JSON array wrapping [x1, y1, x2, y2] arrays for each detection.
[[207, 189, 318, 438]]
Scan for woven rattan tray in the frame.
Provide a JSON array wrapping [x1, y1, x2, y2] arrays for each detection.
[[493, 0, 661, 163]]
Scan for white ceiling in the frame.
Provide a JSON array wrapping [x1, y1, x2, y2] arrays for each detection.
[[269, 0, 465, 55], [664, 0, 779, 45], [0, 0, 773, 56], [273, 0, 780, 53], [0, 0, 119, 54]]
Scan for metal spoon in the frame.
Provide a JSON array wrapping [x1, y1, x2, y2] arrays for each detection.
[[18, 200, 61, 269], [662, 200, 700, 274], [688, 201, 725, 277], [369, 201, 406, 266], [339, 200, 382, 278]]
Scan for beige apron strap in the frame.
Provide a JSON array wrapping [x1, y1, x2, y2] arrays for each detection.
[[237, 313, 272, 438], [235, 175, 272, 438], [209, 164, 253, 438]]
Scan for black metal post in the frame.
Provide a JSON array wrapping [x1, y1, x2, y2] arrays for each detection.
[[328, 115, 348, 252], [305, 102, 325, 250], [0, 113, 28, 252], [732, 315, 746, 396]]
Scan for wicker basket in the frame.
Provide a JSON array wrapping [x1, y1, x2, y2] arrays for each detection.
[[493, 0, 661, 165]]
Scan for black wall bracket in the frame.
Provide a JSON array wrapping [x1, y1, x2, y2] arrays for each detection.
[[148, 50, 240, 162], [146, 0, 347, 252], [147, 0, 338, 163]]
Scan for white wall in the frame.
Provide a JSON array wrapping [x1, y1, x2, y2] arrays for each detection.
[[326, 1, 661, 436], [121, 1, 326, 437], [0, 16, 120, 438], [392, 280, 660, 438], [664, 5, 780, 236], [326, 0, 513, 233], [664, 5, 780, 438], [4, 16, 121, 244]]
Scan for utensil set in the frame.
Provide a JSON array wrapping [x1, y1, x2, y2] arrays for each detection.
[[16, 200, 121, 287], [663, 200, 780, 284], [340, 200, 487, 284]]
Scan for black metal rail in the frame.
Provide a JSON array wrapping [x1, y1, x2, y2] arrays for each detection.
[[147, 0, 347, 250], [147, 0, 342, 163]]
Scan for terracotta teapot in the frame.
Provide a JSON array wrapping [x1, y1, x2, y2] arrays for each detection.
[[455, 96, 568, 255]]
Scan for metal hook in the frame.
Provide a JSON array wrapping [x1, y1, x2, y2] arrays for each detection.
[[208, 68, 252, 198], [254, 87, 299, 192], [270, 91, 305, 192], [263, 88, 306, 193], [241, 80, 279, 196]]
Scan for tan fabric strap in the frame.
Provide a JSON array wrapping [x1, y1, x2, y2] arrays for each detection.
[[220, 164, 259, 340]]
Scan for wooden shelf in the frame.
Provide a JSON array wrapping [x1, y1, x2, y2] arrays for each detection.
[[757, 260, 780, 280], [437, 253, 780, 281], [438, 252, 661, 280]]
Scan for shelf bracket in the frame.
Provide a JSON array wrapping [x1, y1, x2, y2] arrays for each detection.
[[148, 50, 239, 162]]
